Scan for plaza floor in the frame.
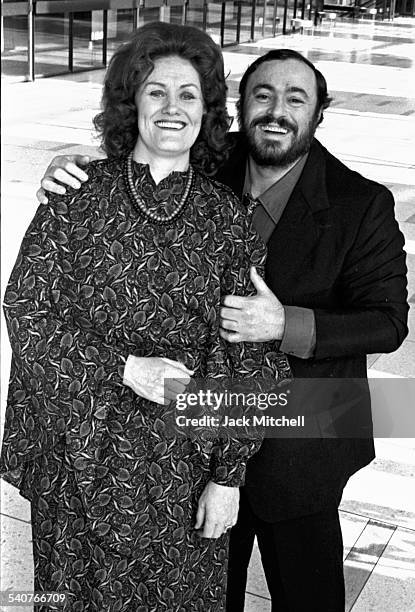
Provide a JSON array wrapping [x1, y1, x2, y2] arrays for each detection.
[[1, 16, 415, 612]]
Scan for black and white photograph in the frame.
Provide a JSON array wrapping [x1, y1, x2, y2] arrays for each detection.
[[1, 2, 415, 610]]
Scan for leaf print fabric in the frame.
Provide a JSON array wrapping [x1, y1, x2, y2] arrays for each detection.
[[1, 158, 291, 611]]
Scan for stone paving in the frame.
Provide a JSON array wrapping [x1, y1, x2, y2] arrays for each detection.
[[1, 15, 415, 612]]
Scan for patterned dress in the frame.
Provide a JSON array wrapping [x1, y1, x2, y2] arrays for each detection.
[[1, 158, 291, 611]]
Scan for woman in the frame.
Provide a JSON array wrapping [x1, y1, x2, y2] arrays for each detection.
[[1, 22, 291, 611]]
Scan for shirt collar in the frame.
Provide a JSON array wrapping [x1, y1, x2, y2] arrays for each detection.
[[244, 153, 309, 224]]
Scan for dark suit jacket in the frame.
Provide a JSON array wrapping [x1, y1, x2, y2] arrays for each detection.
[[216, 135, 409, 522]]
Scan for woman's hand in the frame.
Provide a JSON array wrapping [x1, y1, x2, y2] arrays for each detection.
[[123, 355, 193, 405], [36, 154, 91, 204], [195, 481, 239, 538]]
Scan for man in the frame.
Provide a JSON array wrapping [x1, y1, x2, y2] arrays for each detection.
[[36, 50, 408, 611]]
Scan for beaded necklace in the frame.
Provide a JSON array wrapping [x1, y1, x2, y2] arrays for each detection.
[[124, 153, 193, 225]]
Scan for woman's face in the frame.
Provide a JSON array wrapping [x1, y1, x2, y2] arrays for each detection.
[[134, 55, 205, 162]]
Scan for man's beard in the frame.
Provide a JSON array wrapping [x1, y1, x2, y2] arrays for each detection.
[[243, 115, 317, 168]]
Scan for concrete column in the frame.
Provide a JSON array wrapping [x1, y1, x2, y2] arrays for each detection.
[[91, 10, 104, 43], [159, 5, 171, 22], [107, 9, 118, 39]]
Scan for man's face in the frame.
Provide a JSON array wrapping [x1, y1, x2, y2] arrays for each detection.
[[241, 59, 321, 167]]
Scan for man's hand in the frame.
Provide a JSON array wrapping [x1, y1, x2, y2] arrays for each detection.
[[220, 266, 285, 343], [195, 481, 239, 538], [123, 356, 193, 405], [36, 154, 92, 204]]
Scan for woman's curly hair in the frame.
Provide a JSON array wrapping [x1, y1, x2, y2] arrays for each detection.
[[94, 22, 231, 176]]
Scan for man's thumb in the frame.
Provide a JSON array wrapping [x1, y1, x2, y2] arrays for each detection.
[[250, 266, 269, 294]]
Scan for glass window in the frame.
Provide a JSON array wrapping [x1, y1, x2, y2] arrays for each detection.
[[263, 0, 278, 37], [223, 1, 239, 46], [139, 7, 162, 26], [253, 0, 265, 39], [169, 4, 186, 24], [286, 0, 297, 28], [239, 0, 253, 43], [72, 11, 105, 72], [186, 0, 205, 31], [34, 12, 69, 78], [275, 0, 285, 34], [108, 9, 135, 46], [206, 1, 222, 45], [2, 12, 29, 81], [107, 9, 136, 59]]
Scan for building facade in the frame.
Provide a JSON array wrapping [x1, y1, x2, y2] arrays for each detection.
[[2, 0, 409, 81]]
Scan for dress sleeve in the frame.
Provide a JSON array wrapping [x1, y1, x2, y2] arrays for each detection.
[[1, 199, 127, 490], [206, 192, 292, 487]]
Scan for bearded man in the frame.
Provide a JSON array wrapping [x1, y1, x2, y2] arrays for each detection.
[[37, 49, 408, 611]]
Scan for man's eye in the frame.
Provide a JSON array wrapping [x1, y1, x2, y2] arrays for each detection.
[[289, 98, 304, 104], [255, 93, 270, 101]]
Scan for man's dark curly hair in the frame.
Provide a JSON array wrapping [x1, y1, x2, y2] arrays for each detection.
[[94, 22, 231, 176]]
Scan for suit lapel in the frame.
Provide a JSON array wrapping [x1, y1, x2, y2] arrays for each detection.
[[265, 140, 333, 303], [293, 139, 330, 215]]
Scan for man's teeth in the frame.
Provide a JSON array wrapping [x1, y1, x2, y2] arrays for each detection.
[[155, 121, 185, 129], [260, 125, 288, 134]]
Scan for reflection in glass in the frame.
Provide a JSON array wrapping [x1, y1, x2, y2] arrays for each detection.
[[34, 13, 69, 78], [72, 11, 105, 72], [253, 0, 265, 40], [239, 0, 253, 43], [206, 2, 222, 45], [186, 0, 205, 31], [139, 7, 162, 26], [2, 15, 29, 81], [169, 4, 186, 25], [264, 0, 278, 38], [107, 8, 135, 58], [223, 2, 239, 46]]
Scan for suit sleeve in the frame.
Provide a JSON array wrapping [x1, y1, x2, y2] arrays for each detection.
[[207, 193, 292, 487], [1, 201, 128, 489], [280, 306, 316, 358], [313, 186, 408, 359]]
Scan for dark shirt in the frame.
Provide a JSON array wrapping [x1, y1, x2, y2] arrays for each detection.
[[243, 155, 316, 358]]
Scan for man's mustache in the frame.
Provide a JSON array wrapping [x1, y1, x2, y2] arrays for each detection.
[[249, 115, 297, 133]]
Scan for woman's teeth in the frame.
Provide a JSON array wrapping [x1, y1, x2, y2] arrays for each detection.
[[155, 121, 185, 130]]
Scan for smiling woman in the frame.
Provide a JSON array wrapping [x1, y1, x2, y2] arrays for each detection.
[[133, 56, 205, 182], [94, 22, 231, 177], [1, 21, 291, 612]]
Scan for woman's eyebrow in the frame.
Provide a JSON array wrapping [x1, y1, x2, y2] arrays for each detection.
[[144, 81, 199, 89], [144, 81, 166, 87]]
